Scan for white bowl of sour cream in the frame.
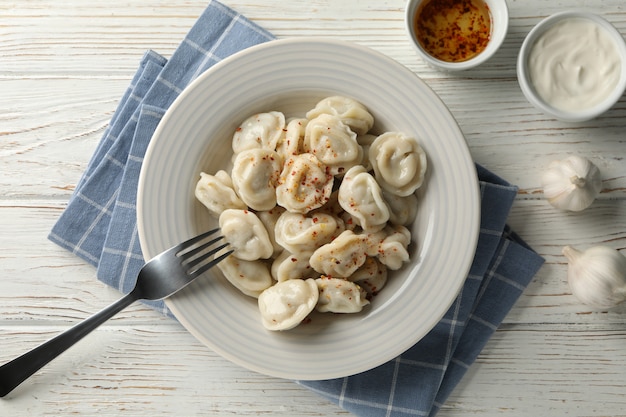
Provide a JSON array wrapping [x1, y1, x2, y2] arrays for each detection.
[[517, 11, 626, 122]]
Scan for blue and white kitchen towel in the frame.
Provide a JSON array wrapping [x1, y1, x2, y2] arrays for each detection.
[[49, 1, 544, 416]]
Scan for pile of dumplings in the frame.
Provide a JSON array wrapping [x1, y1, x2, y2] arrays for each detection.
[[195, 96, 428, 331]]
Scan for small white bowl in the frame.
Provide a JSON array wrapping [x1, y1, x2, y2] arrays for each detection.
[[517, 11, 626, 122], [405, 0, 509, 71]]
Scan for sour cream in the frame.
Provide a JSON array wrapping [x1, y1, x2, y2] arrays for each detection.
[[528, 17, 621, 112]]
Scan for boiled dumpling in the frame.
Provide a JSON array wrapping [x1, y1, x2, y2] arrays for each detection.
[[348, 257, 388, 296], [338, 165, 389, 233], [271, 250, 317, 282], [275, 117, 306, 161], [369, 132, 427, 196], [256, 206, 286, 257], [258, 278, 319, 331], [216, 251, 274, 298], [306, 96, 374, 135], [362, 229, 387, 257], [376, 225, 411, 270], [219, 209, 273, 261], [383, 190, 418, 226], [232, 111, 285, 154], [275, 153, 334, 214], [315, 277, 370, 313], [195, 170, 246, 218], [309, 230, 368, 278], [362, 224, 411, 268], [231, 148, 282, 211], [274, 211, 344, 253], [303, 114, 363, 176]]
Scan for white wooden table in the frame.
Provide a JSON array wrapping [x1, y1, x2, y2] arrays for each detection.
[[2, 1, 626, 415]]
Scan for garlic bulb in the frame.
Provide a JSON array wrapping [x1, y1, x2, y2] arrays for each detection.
[[541, 155, 601, 211], [563, 245, 626, 309]]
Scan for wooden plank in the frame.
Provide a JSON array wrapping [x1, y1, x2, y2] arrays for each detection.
[[2, 0, 626, 416]]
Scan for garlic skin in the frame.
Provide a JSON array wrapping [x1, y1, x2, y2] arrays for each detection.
[[562, 245, 626, 309], [541, 156, 601, 211]]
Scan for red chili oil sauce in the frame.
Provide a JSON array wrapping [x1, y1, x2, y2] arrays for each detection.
[[414, 0, 492, 63]]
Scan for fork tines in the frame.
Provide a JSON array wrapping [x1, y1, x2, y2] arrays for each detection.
[[177, 229, 233, 277]]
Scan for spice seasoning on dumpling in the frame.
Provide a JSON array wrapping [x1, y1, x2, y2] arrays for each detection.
[[414, 0, 492, 63], [275, 153, 334, 213]]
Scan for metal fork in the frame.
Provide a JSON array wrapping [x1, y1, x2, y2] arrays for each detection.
[[0, 228, 232, 397]]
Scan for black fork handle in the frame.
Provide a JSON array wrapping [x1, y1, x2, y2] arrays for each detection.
[[0, 292, 137, 397]]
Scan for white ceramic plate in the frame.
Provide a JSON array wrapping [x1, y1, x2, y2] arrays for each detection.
[[137, 38, 480, 380]]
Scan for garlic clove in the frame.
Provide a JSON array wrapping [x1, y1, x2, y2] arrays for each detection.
[[541, 155, 601, 211], [563, 245, 626, 309]]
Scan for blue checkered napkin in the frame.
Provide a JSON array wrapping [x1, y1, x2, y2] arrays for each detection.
[[48, 0, 274, 314], [299, 164, 544, 417], [48, 2, 544, 415]]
